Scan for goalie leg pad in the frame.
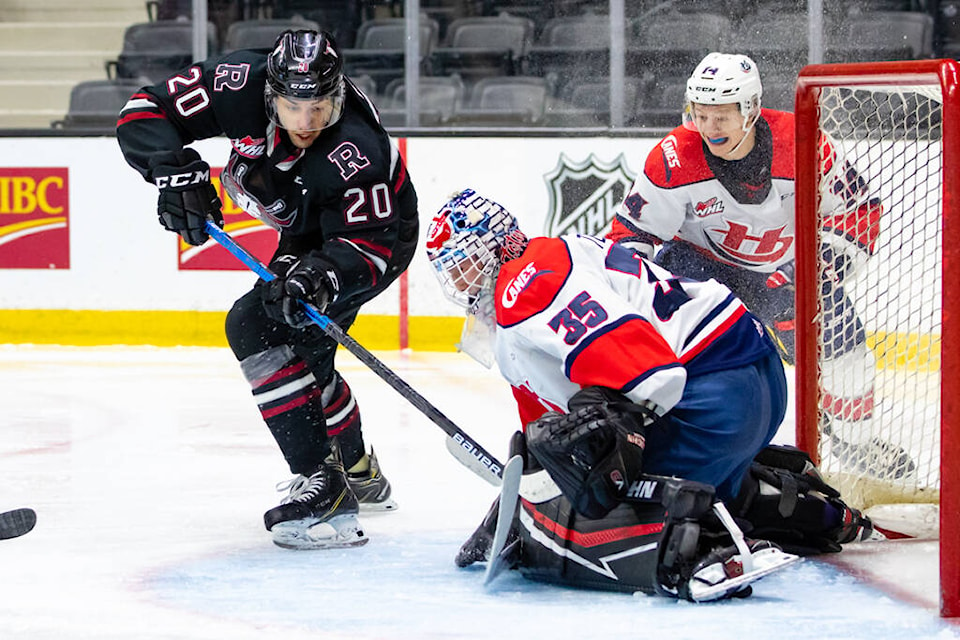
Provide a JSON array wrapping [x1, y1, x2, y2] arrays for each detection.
[[732, 444, 879, 554], [517, 496, 665, 594]]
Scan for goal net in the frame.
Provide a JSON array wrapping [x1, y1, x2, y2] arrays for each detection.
[[794, 59, 960, 618]]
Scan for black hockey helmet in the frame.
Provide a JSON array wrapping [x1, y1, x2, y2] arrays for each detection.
[[264, 29, 345, 131]]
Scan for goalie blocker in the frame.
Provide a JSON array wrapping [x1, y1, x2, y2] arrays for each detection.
[[458, 387, 876, 599]]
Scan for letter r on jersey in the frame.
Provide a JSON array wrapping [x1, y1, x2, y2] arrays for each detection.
[[328, 142, 371, 181]]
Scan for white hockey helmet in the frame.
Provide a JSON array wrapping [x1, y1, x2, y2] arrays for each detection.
[[425, 189, 526, 309], [684, 52, 763, 132]]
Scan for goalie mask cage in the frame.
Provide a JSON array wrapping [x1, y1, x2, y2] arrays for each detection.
[[795, 59, 960, 618]]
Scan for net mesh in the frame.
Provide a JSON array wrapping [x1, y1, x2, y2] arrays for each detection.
[[814, 84, 942, 510]]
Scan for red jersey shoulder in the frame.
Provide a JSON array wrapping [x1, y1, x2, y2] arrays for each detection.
[[761, 108, 795, 180], [496, 237, 572, 327], [644, 125, 712, 189]]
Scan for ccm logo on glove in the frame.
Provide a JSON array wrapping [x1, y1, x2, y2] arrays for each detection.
[[154, 167, 211, 189]]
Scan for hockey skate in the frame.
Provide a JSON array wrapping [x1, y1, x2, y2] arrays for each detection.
[[456, 496, 502, 568], [264, 461, 368, 550], [682, 539, 800, 602], [347, 448, 398, 512], [657, 499, 800, 602]]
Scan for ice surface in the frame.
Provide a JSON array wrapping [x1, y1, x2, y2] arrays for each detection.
[[1, 346, 957, 639]]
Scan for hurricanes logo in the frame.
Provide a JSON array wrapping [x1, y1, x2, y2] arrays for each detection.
[[544, 153, 635, 237], [501, 261, 541, 309], [660, 135, 682, 181]]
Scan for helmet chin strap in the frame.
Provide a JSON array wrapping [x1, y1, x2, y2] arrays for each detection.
[[721, 109, 760, 159]]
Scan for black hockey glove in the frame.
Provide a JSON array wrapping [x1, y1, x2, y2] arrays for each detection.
[[526, 386, 653, 519], [150, 148, 223, 246], [261, 253, 341, 328]]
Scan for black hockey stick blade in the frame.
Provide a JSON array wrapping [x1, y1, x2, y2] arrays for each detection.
[[484, 455, 523, 587], [205, 222, 505, 486], [0, 508, 36, 540]]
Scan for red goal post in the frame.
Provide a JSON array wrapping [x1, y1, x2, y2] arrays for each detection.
[[795, 59, 960, 618]]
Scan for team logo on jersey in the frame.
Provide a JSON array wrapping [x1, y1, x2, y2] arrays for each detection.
[[543, 153, 635, 237], [501, 261, 548, 309], [660, 135, 682, 180], [328, 142, 370, 181], [704, 221, 793, 267], [231, 135, 266, 158], [693, 197, 724, 218]]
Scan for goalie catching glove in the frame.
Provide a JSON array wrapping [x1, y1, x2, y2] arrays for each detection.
[[261, 253, 341, 328], [150, 148, 223, 246], [525, 386, 656, 519]]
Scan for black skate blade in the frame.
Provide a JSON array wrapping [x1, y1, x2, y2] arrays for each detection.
[[0, 508, 36, 540]]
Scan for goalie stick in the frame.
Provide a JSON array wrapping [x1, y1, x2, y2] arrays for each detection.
[[205, 221, 504, 486], [0, 508, 36, 540], [483, 455, 523, 587]]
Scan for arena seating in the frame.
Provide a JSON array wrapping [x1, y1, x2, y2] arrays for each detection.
[[35, 1, 947, 132]]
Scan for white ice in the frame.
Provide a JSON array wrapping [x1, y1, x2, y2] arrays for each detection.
[[1, 346, 957, 640]]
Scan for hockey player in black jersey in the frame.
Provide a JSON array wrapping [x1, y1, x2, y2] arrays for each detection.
[[117, 30, 418, 549]]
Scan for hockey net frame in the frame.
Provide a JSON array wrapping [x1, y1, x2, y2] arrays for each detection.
[[795, 59, 960, 618]]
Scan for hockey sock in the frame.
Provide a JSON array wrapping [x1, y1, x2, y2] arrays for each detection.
[[241, 346, 330, 475], [322, 373, 366, 469]]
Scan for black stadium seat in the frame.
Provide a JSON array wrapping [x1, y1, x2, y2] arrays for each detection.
[[106, 20, 219, 83], [51, 79, 144, 130], [222, 18, 320, 53]]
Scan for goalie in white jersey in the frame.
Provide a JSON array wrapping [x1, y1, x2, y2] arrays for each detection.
[[606, 53, 904, 481], [427, 189, 875, 601]]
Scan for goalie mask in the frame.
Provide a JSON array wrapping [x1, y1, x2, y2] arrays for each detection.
[[265, 30, 345, 133], [426, 188, 527, 309], [683, 52, 762, 136]]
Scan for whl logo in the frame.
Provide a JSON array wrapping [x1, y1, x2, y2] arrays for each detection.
[[544, 153, 635, 237], [0, 168, 69, 269], [231, 135, 265, 158], [694, 197, 724, 217]]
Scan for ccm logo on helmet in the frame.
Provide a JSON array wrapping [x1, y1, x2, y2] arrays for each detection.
[[154, 168, 210, 189]]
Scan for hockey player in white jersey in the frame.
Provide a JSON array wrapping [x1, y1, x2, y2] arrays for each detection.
[[427, 189, 875, 600], [606, 52, 909, 481]]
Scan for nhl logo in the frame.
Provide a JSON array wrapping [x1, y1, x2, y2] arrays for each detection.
[[543, 153, 636, 237]]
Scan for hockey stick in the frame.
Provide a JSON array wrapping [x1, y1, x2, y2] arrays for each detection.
[[205, 221, 504, 486], [483, 455, 523, 587]]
